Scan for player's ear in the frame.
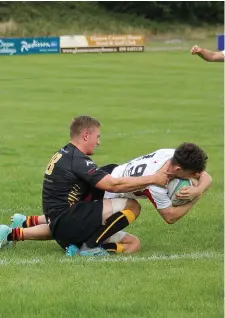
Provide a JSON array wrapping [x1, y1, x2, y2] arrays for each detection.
[[174, 166, 182, 172], [81, 129, 89, 141]]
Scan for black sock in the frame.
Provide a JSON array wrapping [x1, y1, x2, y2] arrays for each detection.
[[86, 209, 135, 248], [102, 242, 124, 253]]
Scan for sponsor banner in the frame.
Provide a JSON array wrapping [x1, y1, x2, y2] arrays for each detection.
[[0, 38, 19, 55], [60, 35, 144, 49], [60, 35, 89, 49], [61, 46, 144, 54], [19, 37, 60, 54], [0, 37, 60, 55], [86, 35, 144, 47], [217, 34, 224, 50]]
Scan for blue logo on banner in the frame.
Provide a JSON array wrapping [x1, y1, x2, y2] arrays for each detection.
[[0, 37, 60, 55], [50, 41, 58, 47]]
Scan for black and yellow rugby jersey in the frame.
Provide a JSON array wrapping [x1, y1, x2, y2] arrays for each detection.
[[42, 143, 108, 220]]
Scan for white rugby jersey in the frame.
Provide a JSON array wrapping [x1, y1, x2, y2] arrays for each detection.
[[104, 149, 175, 210]]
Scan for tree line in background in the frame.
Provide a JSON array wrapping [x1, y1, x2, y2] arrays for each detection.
[[0, 1, 223, 24], [99, 1, 224, 24]]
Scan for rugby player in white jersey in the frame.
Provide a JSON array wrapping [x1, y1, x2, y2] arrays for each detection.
[[3, 143, 212, 255], [100, 142, 212, 253]]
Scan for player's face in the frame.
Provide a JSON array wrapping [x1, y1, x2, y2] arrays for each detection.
[[84, 127, 100, 155]]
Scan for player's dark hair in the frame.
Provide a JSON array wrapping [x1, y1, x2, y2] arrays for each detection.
[[171, 143, 208, 172], [70, 116, 100, 138]]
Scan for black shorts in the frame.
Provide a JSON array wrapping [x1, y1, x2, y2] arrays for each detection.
[[49, 200, 103, 248], [49, 164, 118, 250]]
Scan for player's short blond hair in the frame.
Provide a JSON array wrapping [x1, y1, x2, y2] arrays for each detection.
[[70, 116, 100, 138]]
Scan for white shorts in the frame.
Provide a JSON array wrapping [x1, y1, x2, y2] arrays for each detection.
[[111, 198, 128, 213]]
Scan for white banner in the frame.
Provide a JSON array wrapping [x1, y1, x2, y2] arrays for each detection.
[[60, 35, 144, 54]]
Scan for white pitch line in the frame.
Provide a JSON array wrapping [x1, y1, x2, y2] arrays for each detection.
[[63, 251, 223, 263], [0, 251, 222, 266]]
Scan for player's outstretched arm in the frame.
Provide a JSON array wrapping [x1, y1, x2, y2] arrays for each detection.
[[191, 45, 224, 62], [96, 162, 169, 193]]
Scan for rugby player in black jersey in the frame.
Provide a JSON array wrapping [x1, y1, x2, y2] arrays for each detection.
[[0, 116, 169, 256]]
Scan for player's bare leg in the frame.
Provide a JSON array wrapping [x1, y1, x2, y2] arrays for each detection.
[[2, 198, 140, 254], [20, 224, 51, 240], [0, 224, 52, 248]]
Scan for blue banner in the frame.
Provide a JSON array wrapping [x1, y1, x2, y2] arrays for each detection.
[[0, 37, 60, 55], [19, 37, 60, 54], [217, 34, 224, 51], [0, 38, 19, 55]]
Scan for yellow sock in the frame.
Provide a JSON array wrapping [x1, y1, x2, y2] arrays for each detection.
[[121, 209, 136, 224]]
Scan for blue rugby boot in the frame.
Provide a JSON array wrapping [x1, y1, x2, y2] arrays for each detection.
[[0, 225, 12, 249], [11, 213, 26, 229], [65, 244, 80, 257], [79, 244, 109, 257]]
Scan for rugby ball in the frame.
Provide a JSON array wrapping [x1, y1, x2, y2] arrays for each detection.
[[168, 178, 192, 206]]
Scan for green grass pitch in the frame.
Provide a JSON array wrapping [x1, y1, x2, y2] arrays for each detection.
[[0, 51, 223, 318]]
